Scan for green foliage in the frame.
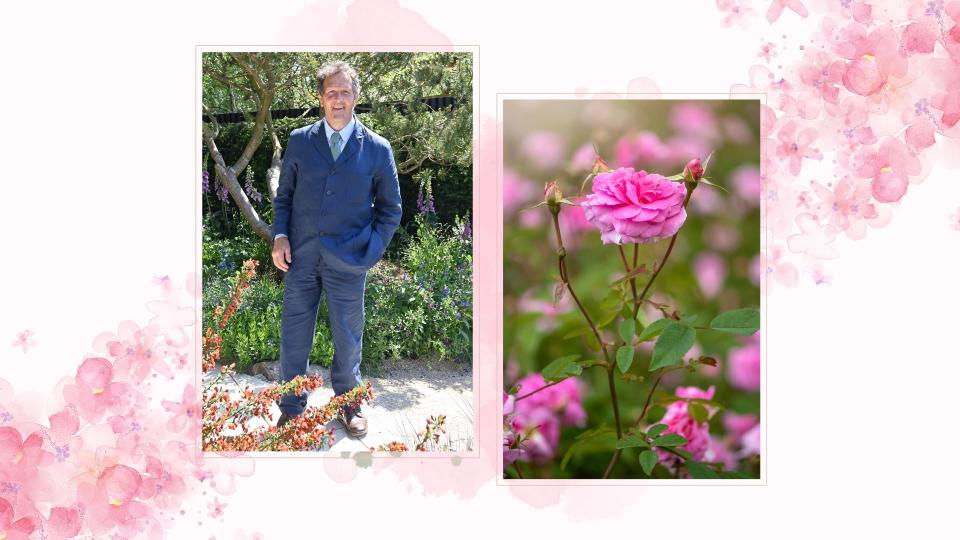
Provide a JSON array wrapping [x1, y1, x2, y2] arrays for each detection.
[[362, 214, 473, 368], [650, 322, 697, 370], [639, 450, 659, 475], [202, 274, 333, 373], [709, 308, 761, 335], [541, 355, 582, 382], [615, 346, 634, 373], [203, 213, 471, 374]]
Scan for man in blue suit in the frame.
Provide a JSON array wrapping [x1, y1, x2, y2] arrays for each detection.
[[271, 61, 402, 438]]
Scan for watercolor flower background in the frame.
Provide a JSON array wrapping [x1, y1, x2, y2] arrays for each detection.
[[503, 100, 761, 479], [723, 0, 960, 281], [0, 279, 255, 539]]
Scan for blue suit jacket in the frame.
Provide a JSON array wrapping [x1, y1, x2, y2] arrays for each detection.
[[273, 118, 402, 274]]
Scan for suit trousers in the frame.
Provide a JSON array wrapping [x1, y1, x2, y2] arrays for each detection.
[[278, 250, 366, 415]]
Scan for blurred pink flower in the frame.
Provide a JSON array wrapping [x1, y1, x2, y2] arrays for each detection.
[[722, 412, 759, 440], [655, 386, 715, 467], [521, 131, 564, 170], [854, 137, 921, 203], [727, 334, 761, 392], [693, 252, 727, 298], [503, 168, 535, 216], [516, 293, 571, 331], [775, 120, 823, 176], [739, 423, 762, 457], [10, 331, 34, 354], [722, 115, 753, 144], [731, 165, 763, 203], [571, 143, 597, 170], [62, 358, 131, 424], [508, 374, 586, 463], [671, 103, 718, 139], [141, 454, 187, 511], [581, 168, 687, 245], [615, 132, 672, 167], [705, 223, 740, 252], [514, 374, 586, 428], [704, 436, 738, 471]]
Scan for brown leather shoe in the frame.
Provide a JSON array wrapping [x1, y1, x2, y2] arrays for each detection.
[[339, 407, 368, 438]]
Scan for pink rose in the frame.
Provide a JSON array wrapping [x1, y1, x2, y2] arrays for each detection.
[[580, 168, 687, 245], [727, 335, 761, 392], [654, 386, 715, 468]]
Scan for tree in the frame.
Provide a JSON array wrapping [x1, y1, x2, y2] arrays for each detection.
[[201, 52, 472, 243]]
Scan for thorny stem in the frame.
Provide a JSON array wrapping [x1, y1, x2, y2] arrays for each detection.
[[550, 209, 621, 444], [632, 182, 698, 320]]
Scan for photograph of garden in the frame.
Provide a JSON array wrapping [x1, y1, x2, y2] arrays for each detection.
[[201, 52, 474, 453], [502, 98, 761, 479]]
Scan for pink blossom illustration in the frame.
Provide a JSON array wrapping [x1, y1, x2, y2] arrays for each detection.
[[10, 331, 35, 354], [775, 120, 823, 176], [766, 0, 808, 23]]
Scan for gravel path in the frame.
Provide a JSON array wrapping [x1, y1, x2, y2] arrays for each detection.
[[204, 359, 473, 452]]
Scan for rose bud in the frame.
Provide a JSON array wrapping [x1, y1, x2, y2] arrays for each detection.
[[684, 158, 705, 181]]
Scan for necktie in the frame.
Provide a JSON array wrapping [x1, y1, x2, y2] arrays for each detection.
[[330, 131, 341, 160]]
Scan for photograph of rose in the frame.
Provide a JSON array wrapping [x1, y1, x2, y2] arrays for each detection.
[[502, 99, 761, 480]]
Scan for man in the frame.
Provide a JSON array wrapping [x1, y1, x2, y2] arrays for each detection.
[[271, 60, 402, 438]]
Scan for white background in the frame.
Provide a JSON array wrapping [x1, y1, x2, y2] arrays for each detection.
[[1, 0, 958, 537]]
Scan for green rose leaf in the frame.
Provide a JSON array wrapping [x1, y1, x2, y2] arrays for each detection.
[[639, 450, 659, 476], [618, 319, 635, 343], [649, 322, 696, 370], [616, 346, 635, 373], [615, 434, 650, 449], [541, 355, 582, 382], [636, 317, 672, 343], [689, 402, 709, 423], [709, 308, 760, 335], [652, 433, 687, 447], [685, 461, 720, 479], [646, 424, 669, 437]]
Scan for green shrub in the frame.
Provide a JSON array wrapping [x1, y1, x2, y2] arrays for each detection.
[[203, 213, 472, 375], [203, 273, 333, 373]]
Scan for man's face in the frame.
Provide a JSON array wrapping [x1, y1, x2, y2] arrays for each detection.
[[320, 71, 357, 130]]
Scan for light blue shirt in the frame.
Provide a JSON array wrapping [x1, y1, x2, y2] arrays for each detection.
[[275, 116, 357, 242], [323, 116, 356, 155]]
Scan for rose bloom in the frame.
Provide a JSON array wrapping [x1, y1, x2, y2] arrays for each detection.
[[655, 386, 715, 468], [580, 167, 687, 245], [507, 374, 587, 463]]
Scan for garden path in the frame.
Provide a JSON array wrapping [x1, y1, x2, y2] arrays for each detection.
[[205, 359, 473, 452]]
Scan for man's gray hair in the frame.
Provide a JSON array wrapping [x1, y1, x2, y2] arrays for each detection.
[[316, 61, 361, 96]]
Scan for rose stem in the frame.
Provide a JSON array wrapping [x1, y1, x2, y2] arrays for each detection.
[[632, 182, 698, 320], [513, 461, 525, 479], [550, 210, 622, 444], [514, 380, 562, 402], [618, 245, 640, 310]]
